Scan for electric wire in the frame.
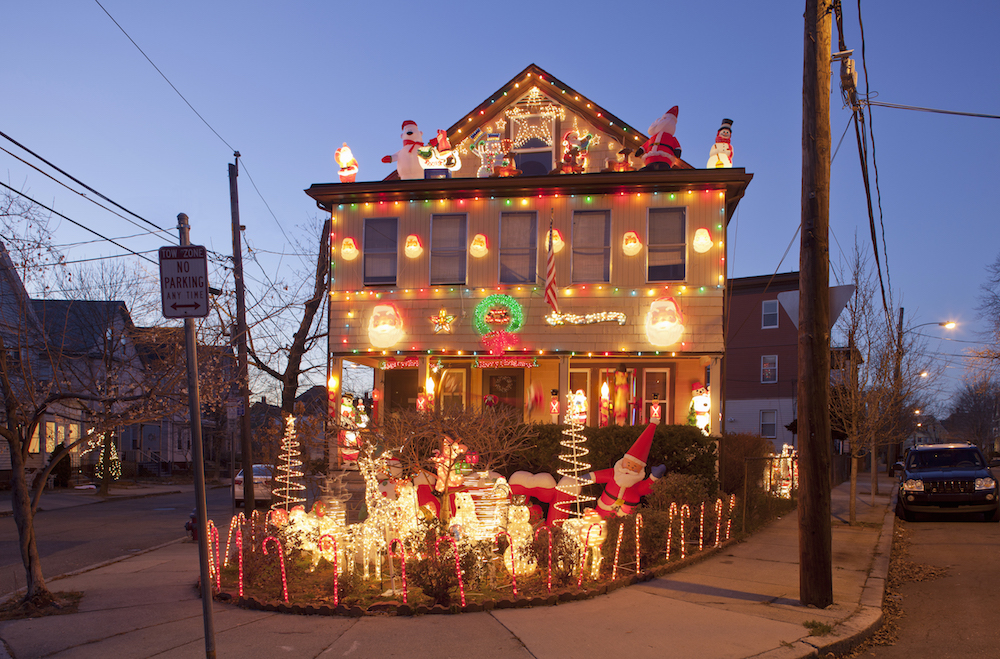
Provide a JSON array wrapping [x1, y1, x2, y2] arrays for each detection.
[[0, 181, 158, 266], [867, 101, 1000, 120]]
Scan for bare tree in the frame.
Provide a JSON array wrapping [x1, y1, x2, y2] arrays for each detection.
[[946, 378, 1000, 453], [974, 253, 1000, 378]]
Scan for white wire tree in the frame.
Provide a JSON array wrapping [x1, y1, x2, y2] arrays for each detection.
[[272, 413, 307, 511]]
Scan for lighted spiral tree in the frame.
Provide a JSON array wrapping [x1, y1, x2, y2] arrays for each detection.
[[272, 414, 306, 511], [554, 393, 595, 519]]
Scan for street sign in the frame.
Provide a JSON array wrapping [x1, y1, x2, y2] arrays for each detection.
[[158, 245, 210, 318]]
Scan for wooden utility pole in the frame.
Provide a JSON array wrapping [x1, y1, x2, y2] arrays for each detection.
[[229, 154, 255, 514], [798, 0, 834, 608]]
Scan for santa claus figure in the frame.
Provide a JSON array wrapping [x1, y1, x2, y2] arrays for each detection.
[[334, 142, 359, 182], [644, 296, 685, 347], [583, 423, 666, 518], [381, 121, 450, 180], [706, 118, 734, 168], [635, 106, 682, 170]]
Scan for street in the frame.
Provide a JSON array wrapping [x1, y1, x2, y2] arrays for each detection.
[[0, 486, 236, 598], [854, 510, 1000, 658]]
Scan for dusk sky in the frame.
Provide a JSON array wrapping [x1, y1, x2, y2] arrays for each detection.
[[4, 1, 997, 409]]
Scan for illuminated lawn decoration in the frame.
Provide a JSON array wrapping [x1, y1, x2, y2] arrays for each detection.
[[564, 509, 606, 581], [692, 228, 713, 253], [635, 513, 643, 573], [208, 522, 221, 591], [554, 394, 595, 519], [235, 523, 244, 596], [368, 304, 404, 348], [645, 297, 685, 347], [494, 531, 518, 597], [726, 494, 736, 540], [679, 504, 691, 559], [224, 513, 245, 567], [262, 536, 289, 603], [320, 534, 340, 606], [474, 294, 524, 355], [699, 503, 705, 552], [501, 505, 535, 577], [666, 502, 678, 561], [272, 415, 307, 511], [715, 498, 723, 547], [534, 526, 553, 594], [435, 534, 466, 607], [388, 538, 407, 604]]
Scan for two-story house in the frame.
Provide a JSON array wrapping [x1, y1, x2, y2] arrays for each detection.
[[307, 65, 753, 463]]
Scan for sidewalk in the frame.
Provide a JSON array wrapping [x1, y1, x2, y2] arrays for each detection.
[[0, 480, 233, 517], [0, 473, 897, 659]]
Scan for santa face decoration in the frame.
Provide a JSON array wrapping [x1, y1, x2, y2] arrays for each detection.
[[368, 304, 404, 348], [470, 233, 489, 258], [622, 231, 642, 256], [692, 228, 713, 253], [645, 297, 685, 347], [404, 234, 423, 258]]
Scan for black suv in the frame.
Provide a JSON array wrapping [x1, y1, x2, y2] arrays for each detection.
[[896, 444, 999, 522]]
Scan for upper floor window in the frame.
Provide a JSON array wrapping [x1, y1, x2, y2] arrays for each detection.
[[762, 300, 779, 328], [431, 214, 467, 285], [761, 355, 778, 383], [364, 217, 397, 286], [500, 212, 537, 284], [572, 210, 610, 283], [647, 208, 686, 282]]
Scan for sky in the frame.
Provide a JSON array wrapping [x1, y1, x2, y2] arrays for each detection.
[[3, 1, 997, 410]]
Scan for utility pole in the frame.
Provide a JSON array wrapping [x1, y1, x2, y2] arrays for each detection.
[[798, 0, 834, 608], [890, 307, 904, 470], [229, 154, 255, 514]]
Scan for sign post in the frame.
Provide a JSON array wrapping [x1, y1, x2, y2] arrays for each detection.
[[161, 218, 216, 658]]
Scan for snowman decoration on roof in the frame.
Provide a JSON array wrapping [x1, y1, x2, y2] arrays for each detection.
[[706, 118, 734, 168], [381, 121, 452, 180]]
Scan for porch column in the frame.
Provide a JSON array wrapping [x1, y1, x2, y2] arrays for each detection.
[[558, 356, 570, 424]]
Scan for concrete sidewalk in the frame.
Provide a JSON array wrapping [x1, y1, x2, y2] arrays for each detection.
[[0, 480, 234, 517], [0, 474, 897, 659]]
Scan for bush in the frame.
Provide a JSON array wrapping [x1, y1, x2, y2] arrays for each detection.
[[510, 423, 718, 487], [643, 473, 712, 512]]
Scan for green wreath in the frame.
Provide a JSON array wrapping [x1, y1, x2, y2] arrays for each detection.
[[473, 294, 524, 335]]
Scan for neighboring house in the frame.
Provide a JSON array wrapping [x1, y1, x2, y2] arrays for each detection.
[[307, 64, 754, 464], [725, 273, 800, 450], [903, 415, 949, 453], [725, 272, 855, 451]]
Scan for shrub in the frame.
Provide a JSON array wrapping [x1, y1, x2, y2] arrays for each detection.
[[718, 431, 775, 495], [643, 473, 712, 512]]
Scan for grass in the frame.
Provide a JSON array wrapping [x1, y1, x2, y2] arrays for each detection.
[[802, 619, 834, 636], [0, 591, 83, 621]]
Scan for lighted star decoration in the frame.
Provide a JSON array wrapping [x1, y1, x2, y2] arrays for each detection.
[[430, 309, 456, 333]]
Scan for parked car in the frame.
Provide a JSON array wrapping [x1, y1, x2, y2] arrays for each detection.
[[896, 444, 999, 522], [234, 464, 275, 507]]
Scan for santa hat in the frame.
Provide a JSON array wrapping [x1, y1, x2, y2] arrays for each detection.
[[402, 120, 418, 130], [625, 423, 656, 467]]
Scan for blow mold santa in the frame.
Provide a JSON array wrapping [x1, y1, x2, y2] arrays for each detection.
[[583, 423, 666, 518], [635, 106, 682, 170]]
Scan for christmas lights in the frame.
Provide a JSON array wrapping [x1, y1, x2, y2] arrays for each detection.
[[544, 311, 627, 326], [262, 536, 289, 603], [472, 356, 537, 368], [666, 502, 678, 561], [272, 415, 307, 511], [635, 513, 643, 573], [435, 534, 466, 607], [388, 538, 407, 604], [611, 525, 623, 580], [494, 531, 518, 596], [236, 522, 244, 596], [699, 502, 705, 552], [679, 504, 690, 560], [430, 309, 456, 333], [715, 498, 723, 548], [319, 534, 340, 606], [473, 295, 524, 334], [554, 395, 595, 519]]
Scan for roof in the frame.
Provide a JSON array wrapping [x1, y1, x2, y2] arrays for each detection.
[[0, 240, 45, 344], [29, 299, 134, 358], [305, 64, 753, 223]]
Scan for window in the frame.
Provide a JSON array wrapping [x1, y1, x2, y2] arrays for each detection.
[[439, 368, 466, 413], [500, 212, 537, 283], [28, 424, 40, 454], [647, 208, 686, 281], [761, 355, 778, 383], [572, 210, 610, 282], [762, 300, 779, 328], [364, 217, 398, 285], [643, 369, 671, 423], [760, 410, 777, 438], [430, 214, 467, 285]]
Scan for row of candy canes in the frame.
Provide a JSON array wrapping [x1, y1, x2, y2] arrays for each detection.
[[664, 495, 737, 562]]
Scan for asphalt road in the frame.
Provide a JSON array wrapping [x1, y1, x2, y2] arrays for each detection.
[[855, 509, 1000, 658], [0, 487, 237, 598]]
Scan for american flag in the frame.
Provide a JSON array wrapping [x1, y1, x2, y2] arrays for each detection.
[[544, 211, 560, 314]]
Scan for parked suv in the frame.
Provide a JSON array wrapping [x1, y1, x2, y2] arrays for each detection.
[[234, 464, 275, 507], [896, 444, 999, 522]]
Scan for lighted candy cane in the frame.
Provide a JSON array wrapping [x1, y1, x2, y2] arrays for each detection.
[[205, 520, 217, 589], [262, 536, 289, 603], [699, 502, 706, 552], [387, 538, 407, 605], [224, 513, 245, 567], [320, 534, 340, 606], [726, 494, 736, 540], [679, 504, 691, 560], [635, 513, 644, 574], [578, 524, 601, 588], [534, 526, 553, 594], [494, 531, 518, 597], [250, 509, 261, 552], [611, 522, 624, 581], [209, 522, 221, 590], [714, 498, 723, 547], [235, 525, 244, 597], [666, 502, 679, 561], [435, 535, 465, 607]]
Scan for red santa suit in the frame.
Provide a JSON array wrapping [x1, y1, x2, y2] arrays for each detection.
[[587, 423, 665, 518], [637, 106, 682, 170]]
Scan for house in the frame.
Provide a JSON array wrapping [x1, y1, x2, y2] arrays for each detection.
[[724, 271, 855, 452], [306, 65, 753, 464]]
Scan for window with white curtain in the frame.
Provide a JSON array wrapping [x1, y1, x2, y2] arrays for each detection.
[[500, 212, 537, 283], [647, 208, 686, 282], [364, 217, 398, 286]]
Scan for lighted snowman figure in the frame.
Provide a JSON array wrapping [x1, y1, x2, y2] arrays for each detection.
[[503, 504, 538, 576], [368, 304, 404, 348], [706, 119, 734, 168], [644, 297, 685, 347], [690, 382, 711, 435]]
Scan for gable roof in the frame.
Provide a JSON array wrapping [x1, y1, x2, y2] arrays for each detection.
[[0, 240, 46, 347], [29, 299, 134, 358]]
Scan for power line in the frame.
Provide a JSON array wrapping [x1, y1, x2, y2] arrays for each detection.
[[0, 181, 158, 266], [867, 101, 1000, 120]]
